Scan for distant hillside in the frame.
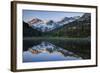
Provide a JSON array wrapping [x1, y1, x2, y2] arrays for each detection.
[[23, 21, 42, 37], [23, 13, 91, 38], [47, 13, 91, 37]]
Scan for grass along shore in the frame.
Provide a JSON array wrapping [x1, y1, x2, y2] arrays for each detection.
[[23, 37, 90, 41]]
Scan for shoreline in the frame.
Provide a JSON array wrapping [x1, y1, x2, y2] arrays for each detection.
[[23, 37, 90, 41]]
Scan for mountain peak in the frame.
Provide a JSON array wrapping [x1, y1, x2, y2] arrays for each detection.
[[27, 18, 43, 27], [46, 20, 54, 25]]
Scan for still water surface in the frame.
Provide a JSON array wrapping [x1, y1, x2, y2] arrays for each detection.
[[23, 41, 85, 62]]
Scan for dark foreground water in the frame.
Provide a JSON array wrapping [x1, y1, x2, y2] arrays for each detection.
[[23, 38, 91, 62]]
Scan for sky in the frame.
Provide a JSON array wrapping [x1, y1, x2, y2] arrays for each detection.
[[23, 10, 85, 22]]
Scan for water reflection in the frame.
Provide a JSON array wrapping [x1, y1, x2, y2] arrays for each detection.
[[23, 41, 82, 62]]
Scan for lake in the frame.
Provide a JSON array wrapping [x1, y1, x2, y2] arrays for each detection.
[[23, 38, 91, 62]]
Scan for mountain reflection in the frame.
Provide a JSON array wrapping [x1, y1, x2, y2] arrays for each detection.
[[29, 42, 80, 57], [23, 41, 82, 62]]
